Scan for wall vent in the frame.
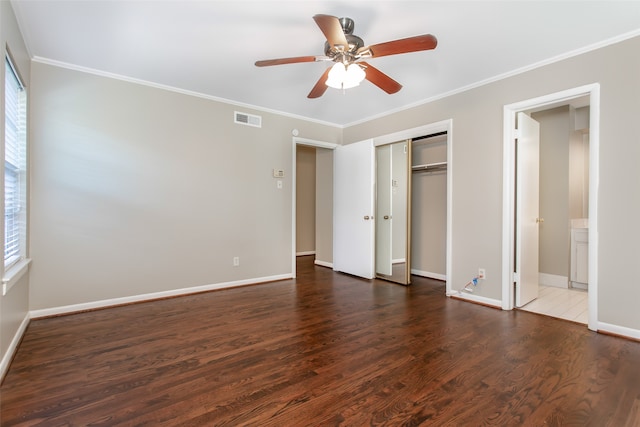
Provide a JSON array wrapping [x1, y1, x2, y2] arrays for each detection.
[[234, 111, 262, 128]]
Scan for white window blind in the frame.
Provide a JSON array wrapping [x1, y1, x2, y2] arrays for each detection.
[[5, 57, 27, 270]]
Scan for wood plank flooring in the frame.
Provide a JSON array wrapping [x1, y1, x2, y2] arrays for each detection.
[[2, 255, 640, 426]]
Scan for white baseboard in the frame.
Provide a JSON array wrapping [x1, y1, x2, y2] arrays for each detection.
[[392, 258, 406, 264], [411, 269, 446, 281], [296, 251, 316, 256], [1, 312, 30, 381], [314, 260, 333, 268], [30, 273, 293, 319], [598, 321, 640, 341], [539, 273, 568, 288], [447, 290, 502, 308]]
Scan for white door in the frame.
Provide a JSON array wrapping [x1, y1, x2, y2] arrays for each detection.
[[515, 112, 540, 307], [375, 145, 393, 275], [334, 139, 375, 279]]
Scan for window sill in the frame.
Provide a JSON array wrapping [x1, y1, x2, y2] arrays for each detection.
[[3, 258, 31, 296]]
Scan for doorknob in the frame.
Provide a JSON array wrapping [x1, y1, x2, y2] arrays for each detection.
[[384, 215, 391, 220], [364, 215, 370, 220], [536, 218, 545, 223]]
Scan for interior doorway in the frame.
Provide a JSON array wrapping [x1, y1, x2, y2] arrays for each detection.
[[502, 84, 600, 331], [295, 145, 318, 258], [291, 137, 337, 277], [518, 99, 590, 323]]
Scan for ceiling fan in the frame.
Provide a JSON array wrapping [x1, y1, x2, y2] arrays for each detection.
[[255, 14, 438, 98]]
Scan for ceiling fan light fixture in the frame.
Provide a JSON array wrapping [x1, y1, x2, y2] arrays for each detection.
[[326, 63, 365, 89], [255, 15, 437, 98]]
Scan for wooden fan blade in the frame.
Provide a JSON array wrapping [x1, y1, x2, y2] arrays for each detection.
[[361, 62, 402, 94], [255, 56, 321, 67], [308, 67, 332, 99], [359, 34, 437, 58], [313, 14, 349, 51]]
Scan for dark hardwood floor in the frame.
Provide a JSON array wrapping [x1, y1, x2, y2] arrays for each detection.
[[2, 256, 640, 426]]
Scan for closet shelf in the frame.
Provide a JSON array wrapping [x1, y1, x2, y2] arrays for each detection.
[[412, 161, 447, 172]]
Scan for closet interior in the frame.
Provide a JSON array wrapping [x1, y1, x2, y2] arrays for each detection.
[[411, 132, 448, 281], [375, 132, 448, 285]]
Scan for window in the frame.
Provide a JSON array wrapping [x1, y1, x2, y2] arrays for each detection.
[[4, 56, 27, 271]]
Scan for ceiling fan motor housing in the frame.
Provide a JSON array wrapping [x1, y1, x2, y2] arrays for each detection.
[[339, 17, 354, 34]]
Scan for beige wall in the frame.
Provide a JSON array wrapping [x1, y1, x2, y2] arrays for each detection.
[[1, 1, 31, 375], [296, 145, 315, 254], [315, 148, 333, 265], [344, 35, 640, 331], [28, 61, 340, 311]]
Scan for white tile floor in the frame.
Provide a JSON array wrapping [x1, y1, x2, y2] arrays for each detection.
[[519, 285, 588, 324]]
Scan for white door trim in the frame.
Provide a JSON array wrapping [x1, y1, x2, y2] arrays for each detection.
[[371, 119, 453, 293], [501, 84, 600, 331], [292, 137, 338, 278]]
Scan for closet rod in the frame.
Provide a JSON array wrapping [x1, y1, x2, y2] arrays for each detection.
[[412, 161, 448, 172]]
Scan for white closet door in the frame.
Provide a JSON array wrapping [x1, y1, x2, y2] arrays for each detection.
[[333, 139, 375, 279]]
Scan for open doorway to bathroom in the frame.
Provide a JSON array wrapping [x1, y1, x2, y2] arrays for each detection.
[[502, 84, 599, 331], [518, 96, 590, 324]]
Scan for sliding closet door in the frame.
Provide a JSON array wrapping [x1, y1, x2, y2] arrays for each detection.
[[375, 144, 393, 276], [375, 140, 411, 285]]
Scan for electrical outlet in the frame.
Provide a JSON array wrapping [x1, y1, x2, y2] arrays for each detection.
[[233, 257, 240, 267], [478, 268, 486, 280]]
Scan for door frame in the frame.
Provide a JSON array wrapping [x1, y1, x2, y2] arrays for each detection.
[[291, 136, 338, 278], [501, 84, 600, 331], [372, 119, 453, 293]]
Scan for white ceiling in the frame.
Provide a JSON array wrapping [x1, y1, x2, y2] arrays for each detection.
[[10, 1, 640, 127]]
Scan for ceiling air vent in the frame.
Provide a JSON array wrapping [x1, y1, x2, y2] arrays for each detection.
[[234, 111, 262, 128]]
